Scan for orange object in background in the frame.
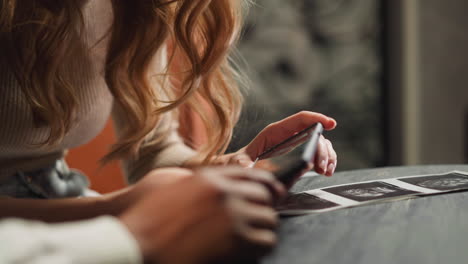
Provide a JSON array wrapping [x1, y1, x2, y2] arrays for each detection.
[[66, 108, 206, 194], [66, 120, 126, 194]]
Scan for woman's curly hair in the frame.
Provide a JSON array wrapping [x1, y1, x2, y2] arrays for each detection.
[[0, 0, 246, 164]]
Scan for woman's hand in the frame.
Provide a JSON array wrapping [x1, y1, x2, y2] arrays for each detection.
[[218, 111, 338, 176], [120, 166, 286, 264]]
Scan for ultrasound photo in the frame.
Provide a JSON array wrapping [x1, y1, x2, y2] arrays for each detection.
[[276, 193, 339, 211], [322, 181, 420, 202], [398, 172, 468, 191]]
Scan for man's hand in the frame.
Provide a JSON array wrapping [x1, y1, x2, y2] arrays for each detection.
[[119, 166, 285, 264]]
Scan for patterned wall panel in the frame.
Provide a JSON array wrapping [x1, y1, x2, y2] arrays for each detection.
[[229, 0, 383, 170]]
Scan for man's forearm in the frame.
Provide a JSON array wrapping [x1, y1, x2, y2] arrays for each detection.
[[0, 192, 125, 222]]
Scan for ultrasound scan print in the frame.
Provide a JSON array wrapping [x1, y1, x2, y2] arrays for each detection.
[[398, 172, 468, 191], [322, 182, 420, 202], [276, 193, 339, 211]]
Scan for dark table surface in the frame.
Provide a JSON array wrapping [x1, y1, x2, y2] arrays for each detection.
[[261, 165, 468, 264]]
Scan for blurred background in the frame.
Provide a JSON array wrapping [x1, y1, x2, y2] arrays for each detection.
[[229, 0, 468, 169], [67, 0, 468, 193]]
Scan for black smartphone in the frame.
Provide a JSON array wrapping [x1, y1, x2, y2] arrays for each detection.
[[273, 122, 324, 187], [252, 122, 324, 162]]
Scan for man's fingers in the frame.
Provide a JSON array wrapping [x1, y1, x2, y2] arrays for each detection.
[[236, 169, 287, 199], [241, 228, 277, 247], [198, 167, 286, 199], [223, 167, 286, 198], [226, 181, 273, 205], [233, 199, 278, 228]]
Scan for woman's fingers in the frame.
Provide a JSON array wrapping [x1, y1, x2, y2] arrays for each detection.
[[325, 139, 337, 176], [312, 136, 337, 176], [314, 135, 329, 175], [268, 111, 336, 133], [228, 152, 254, 167], [245, 111, 337, 159]]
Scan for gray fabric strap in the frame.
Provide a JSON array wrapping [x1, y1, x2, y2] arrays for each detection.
[[0, 159, 90, 199]]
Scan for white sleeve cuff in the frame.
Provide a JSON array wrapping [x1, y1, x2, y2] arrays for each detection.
[[50, 216, 143, 264], [0, 216, 142, 264]]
